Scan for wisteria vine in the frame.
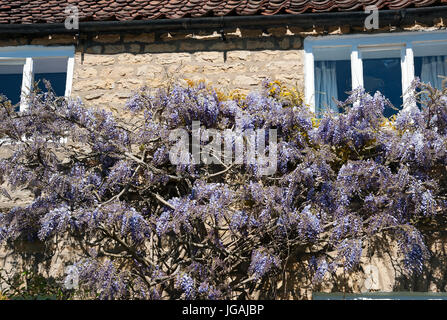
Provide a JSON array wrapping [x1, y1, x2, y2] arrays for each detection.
[[0, 78, 446, 299]]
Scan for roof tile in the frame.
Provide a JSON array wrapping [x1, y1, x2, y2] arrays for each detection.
[[0, 0, 445, 24]]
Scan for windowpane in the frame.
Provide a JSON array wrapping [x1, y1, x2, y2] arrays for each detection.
[[33, 57, 68, 96], [314, 60, 351, 114], [335, 61, 352, 103], [35, 73, 67, 96], [414, 55, 447, 90], [363, 57, 403, 117], [0, 64, 24, 106]]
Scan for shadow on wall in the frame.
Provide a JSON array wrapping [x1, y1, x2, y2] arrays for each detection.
[[393, 230, 447, 292], [79, 28, 303, 56], [0, 237, 83, 299], [273, 229, 447, 299]]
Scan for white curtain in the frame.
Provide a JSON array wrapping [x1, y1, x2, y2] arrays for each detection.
[[421, 55, 447, 90], [315, 61, 338, 114]]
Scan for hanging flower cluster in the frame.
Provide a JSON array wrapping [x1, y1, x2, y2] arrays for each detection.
[[0, 78, 445, 299]]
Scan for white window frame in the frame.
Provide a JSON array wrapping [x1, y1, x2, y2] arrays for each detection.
[[0, 45, 75, 112], [304, 30, 447, 113], [313, 292, 447, 300]]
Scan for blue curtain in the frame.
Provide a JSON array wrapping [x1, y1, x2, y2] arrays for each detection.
[[421, 56, 447, 90], [315, 61, 338, 114]]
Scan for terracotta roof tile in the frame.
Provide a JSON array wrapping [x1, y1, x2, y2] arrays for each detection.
[[0, 0, 445, 24]]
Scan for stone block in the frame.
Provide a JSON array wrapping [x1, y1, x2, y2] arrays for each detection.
[[246, 39, 275, 50], [194, 51, 223, 63], [240, 29, 263, 38], [94, 34, 121, 43], [267, 27, 287, 37], [76, 67, 98, 79], [110, 67, 135, 79], [103, 44, 126, 54], [82, 55, 115, 66], [30, 34, 75, 45], [123, 33, 155, 43], [85, 45, 103, 54], [291, 37, 303, 49], [233, 75, 259, 87], [227, 50, 251, 62], [129, 44, 141, 54], [136, 64, 164, 77], [144, 43, 178, 53], [150, 52, 191, 64], [179, 41, 206, 52], [208, 40, 238, 51]]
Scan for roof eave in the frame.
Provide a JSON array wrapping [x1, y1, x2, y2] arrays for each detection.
[[0, 6, 446, 36]]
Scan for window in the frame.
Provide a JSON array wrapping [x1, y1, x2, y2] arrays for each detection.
[[0, 46, 74, 112], [304, 31, 447, 116], [312, 46, 352, 114], [0, 61, 24, 111], [362, 48, 402, 117], [34, 57, 69, 96], [413, 42, 447, 90]]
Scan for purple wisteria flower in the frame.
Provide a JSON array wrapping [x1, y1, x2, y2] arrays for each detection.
[[248, 248, 280, 280]]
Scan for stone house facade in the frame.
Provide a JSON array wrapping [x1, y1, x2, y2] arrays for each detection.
[[1, 0, 447, 297]]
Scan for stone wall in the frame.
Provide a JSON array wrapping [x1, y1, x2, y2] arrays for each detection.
[[71, 28, 305, 111]]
